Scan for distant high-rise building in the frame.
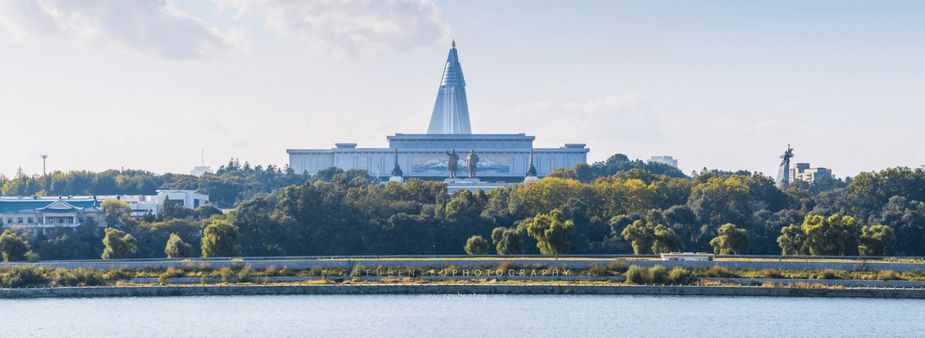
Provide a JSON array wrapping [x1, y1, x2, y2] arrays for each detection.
[[647, 156, 678, 168], [427, 40, 472, 134], [790, 163, 833, 184]]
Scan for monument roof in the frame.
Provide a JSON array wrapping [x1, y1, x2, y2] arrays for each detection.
[[427, 40, 472, 135]]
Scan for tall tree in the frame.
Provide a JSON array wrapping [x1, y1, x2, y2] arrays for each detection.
[[524, 209, 575, 255], [201, 220, 241, 257], [651, 224, 683, 254], [491, 226, 524, 255], [777, 224, 805, 255], [620, 220, 655, 255], [858, 225, 896, 256], [101, 228, 137, 259], [164, 233, 193, 258], [100, 199, 132, 227], [802, 214, 859, 256], [0, 230, 34, 262], [709, 223, 749, 255], [464, 235, 489, 255]]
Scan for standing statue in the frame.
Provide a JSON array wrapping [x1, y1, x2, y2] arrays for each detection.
[[466, 150, 479, 178], [446, 149, 459, 178]]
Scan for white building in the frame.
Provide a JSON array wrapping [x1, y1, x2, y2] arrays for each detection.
[[190, 165, 213, 177], [647, 156, 678, 168], [790, 163, 833, 184], [99, 190, 210, 217], [0, 196, 106, 235], [287, 42, 589, 181]]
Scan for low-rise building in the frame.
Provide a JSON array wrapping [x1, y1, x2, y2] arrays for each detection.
[[99, 190, 209, 217], [660, 252, 715, 261], [647, 156, 678, 168], [0, 196, 106, 235], [790, 162, 833, 184]]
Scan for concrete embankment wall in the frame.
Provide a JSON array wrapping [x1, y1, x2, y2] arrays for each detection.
[[2, 284, 924, 299], [5, 257, 925, 272]]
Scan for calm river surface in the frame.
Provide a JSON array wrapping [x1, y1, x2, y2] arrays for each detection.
[[2, 295, 923, 337]]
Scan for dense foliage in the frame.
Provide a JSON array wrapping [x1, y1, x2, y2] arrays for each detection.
[[0, 159, 308, 208], [1, 154, 924, 259]]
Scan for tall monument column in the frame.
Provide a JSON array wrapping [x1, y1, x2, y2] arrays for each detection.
[[427, 40, 472, 134]]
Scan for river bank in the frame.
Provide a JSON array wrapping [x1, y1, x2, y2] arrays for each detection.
[[3, 283, 925, 299]]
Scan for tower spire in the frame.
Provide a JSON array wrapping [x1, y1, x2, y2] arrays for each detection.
[[427, 40, 472, 134]]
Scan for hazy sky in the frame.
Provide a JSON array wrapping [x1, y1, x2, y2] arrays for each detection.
[[1, 0, 923, 178]]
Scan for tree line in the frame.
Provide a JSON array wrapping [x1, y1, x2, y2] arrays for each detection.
[[0, 159, 307, 208], [0, 154, 923, 260]]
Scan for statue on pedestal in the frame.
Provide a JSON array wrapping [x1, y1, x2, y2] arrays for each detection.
[[446, 149, 459, 178], [466, 150, 479, 178]]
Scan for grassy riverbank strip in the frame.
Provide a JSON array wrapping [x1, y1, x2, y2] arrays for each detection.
[[2, 283, 925, 299], [2, 262, 925, 299]]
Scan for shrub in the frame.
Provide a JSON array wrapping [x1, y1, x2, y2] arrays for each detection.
[[815, 269, 839, 280], [876, 270, 900, 280], [587, 264, 609, 277], [350, 264, 366, 278], [758, 269, 782, 278], [668, 267, 693, 284], [238, 266, 256, 282], [496, 261, 516, 273], [218, 267, 234, 283], [0, 266, 50, 288], [647, 265, 669, 284], [50, 268, 106, 287], [103, 268, 134, 281], [705, 266, 738, 278], [624, 265, 645, 284], [608, 261, 629, 273]]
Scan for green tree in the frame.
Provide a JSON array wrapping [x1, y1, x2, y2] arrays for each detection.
[[777, 224, 805, 255], [101, 228, 137, 259], [201, 220, 241, 257], [802, 214, 858, 256], [709, 223, 749, 255], [0, 230, 34, 262], [464, 235, 489, 255], [524, 209, 575, 255], [620, 220, 655, 254], [491, 226, 523, 255], [651, 224, 683, 254], [164, 233, 193, 258], [858, 224, 896, 256], [100, 199, 132, 226]]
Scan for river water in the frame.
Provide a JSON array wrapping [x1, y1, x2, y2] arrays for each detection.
[[2, 295, 923, 337]]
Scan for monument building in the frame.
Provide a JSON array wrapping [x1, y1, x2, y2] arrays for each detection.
[[287, 41, 589, 181]]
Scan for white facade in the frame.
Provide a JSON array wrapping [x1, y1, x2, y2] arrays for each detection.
[[190, 165, 213, 177], [647, 155, 678, 168], [98, 190, 209, 217], [789, 162, 833, 184], [287, 42, 590, 181], [0, 197, 106, 235]]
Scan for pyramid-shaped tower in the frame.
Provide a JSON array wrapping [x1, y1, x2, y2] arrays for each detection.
[[427, 40, 472, 134]]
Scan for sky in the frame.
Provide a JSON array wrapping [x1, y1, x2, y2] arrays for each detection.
[[0, 0, 923, 178]]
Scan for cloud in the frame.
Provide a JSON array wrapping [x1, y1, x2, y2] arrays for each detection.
[[510, 93, 663, 143], [215, 0, 450, 57], [0, 0, 243, 59]]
